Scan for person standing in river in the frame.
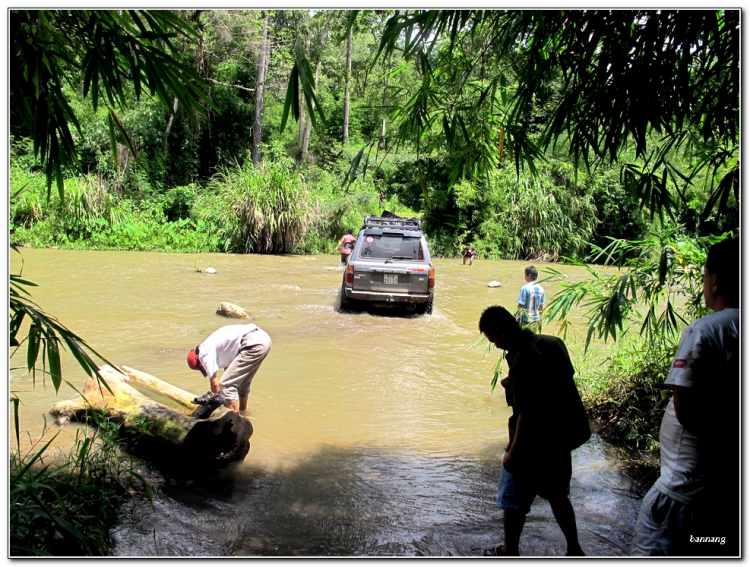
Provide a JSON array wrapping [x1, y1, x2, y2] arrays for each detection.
[[478, 305, 590, 556], [462, 246, 476, 266], [334, 229, 357, 265], [517, 266, 545, 330], [630, 238, 739, 556], [187, 324, 272, 419]]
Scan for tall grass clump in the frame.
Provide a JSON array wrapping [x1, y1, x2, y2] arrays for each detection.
[[469, 161, 599, 260], [10, 412, 151, 556], [57, 176, 123, 240], [301, 163, 414, 254], [196, 158, 310, 254]]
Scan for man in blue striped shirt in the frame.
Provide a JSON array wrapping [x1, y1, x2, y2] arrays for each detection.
[[517, 266, 545, 326]]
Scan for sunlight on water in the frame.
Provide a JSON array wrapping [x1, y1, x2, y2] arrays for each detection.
[[10, 248, 637, 556]]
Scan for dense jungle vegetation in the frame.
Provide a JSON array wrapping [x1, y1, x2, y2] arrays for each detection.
[[9, 9, 739, 554], [10, 10, 737, 258]]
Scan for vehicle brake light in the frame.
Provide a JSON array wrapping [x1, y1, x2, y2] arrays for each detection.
[[346, 265, 354, 284], [428, 269, 435, 288]]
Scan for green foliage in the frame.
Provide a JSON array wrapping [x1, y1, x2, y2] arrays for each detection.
[[543, 232, 731, 351], [160, 185, 197, 221], [383, 154, 602, 259], [478, 162, 598, 260], [195, 157, 311, 253], [371, 9, 739, 223], [576, 338, 675, 459], [10, 412, 151, 556], [10, 10, 214, 196]]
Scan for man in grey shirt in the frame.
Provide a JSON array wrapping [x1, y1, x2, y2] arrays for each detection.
[[630, 238, 739, 556]]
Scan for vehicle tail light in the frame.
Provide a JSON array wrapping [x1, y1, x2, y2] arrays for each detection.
[[346, 265, 354, 284], [428, 269, 435, 288]]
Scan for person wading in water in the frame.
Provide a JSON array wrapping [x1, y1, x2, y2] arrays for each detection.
[[477, 305, 590, 556], [334, 229, 357, 265]]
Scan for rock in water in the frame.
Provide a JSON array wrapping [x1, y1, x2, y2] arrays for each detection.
[[488, 281, 502, 288], [204, 267, 217, 274], [217, 301, 253, 320]]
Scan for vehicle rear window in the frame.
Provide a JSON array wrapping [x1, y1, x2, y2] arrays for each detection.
[[359, 234, 424, 260]]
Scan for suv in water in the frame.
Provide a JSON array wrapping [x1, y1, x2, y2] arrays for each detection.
[[340, 214, 434, 314]]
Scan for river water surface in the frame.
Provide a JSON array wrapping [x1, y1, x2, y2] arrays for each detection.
[[9, 248, 641, 556]]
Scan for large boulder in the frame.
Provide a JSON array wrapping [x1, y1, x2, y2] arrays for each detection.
[[216, 301, 254, 320]]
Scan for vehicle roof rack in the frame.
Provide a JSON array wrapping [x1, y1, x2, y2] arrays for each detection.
[[361, 215, 422, 231]]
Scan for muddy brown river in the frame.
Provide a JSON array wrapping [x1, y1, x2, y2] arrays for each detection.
[[9, 248, 642, 556]]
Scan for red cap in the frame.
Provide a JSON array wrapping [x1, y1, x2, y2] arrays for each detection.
[[187, 349, 200, 371]]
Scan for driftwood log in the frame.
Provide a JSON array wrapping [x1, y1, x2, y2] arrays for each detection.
[[50, 365, 253, 471], [216, 301, 253, 320]]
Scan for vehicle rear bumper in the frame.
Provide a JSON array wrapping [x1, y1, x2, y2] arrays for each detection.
[[345, 287, 430, 303]]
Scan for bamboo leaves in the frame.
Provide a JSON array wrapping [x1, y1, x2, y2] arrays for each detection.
[[11, 10, 214, 200], [542, 233, 732, 352], [370, 9, 739, 221], [280, 37, 327, 132]]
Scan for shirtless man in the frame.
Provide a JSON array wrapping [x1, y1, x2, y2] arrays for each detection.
[[334, 229, 357, 265]]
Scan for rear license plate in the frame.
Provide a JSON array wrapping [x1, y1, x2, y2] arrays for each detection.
[[383, 274, 399, 284]]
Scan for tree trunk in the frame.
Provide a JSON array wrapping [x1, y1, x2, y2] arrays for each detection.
[[380, 54, 391, 151], [50, 366, 253, 471], [164, 97, 179, 159], [301, 61, 320, 158], [296, 31, 311, 168], [252, 13, 269, 164], [343, 24, 353, 146], [300, 13, 331, 161]]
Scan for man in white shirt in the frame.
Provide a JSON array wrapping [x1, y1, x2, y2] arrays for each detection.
[[517, 266, 545, 326], [187, 324, 272, 418], [630, 238, 739, 556]]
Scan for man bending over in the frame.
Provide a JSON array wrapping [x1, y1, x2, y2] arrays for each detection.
[[187, 324, 272, 419]]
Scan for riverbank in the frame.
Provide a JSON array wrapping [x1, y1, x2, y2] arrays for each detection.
[[10, 413, 151, 556]]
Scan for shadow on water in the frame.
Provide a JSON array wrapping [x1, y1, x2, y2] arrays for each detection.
[[111, 435, 641, 557]]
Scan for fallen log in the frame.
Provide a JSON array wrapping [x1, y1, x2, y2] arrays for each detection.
[[50, 366, 253, 471]]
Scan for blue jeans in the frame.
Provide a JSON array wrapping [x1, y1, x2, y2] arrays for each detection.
[[497, 452, 571, 515]]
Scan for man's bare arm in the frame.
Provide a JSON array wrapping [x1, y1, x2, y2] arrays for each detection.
[[209, 372, 220, 394]]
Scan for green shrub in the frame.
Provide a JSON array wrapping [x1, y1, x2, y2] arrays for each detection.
[[576, 338, 675, 457], [10, 412, 150, 556], [195, 157, 311, 254]]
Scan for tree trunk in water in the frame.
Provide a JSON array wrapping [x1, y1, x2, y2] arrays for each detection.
[[252, 13, 269, 164], [50, 366, 253, 472], [343, 25, 353, 146]]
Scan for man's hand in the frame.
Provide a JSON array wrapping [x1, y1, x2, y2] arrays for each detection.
[[503, 451, 516, 473]]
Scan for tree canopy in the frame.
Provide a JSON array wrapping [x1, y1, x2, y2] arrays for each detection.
[[360, 9, 739, 221], [10, 10, 214, 200]]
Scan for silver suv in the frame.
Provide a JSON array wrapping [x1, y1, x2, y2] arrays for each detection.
[[340, 214, 434, 314]]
